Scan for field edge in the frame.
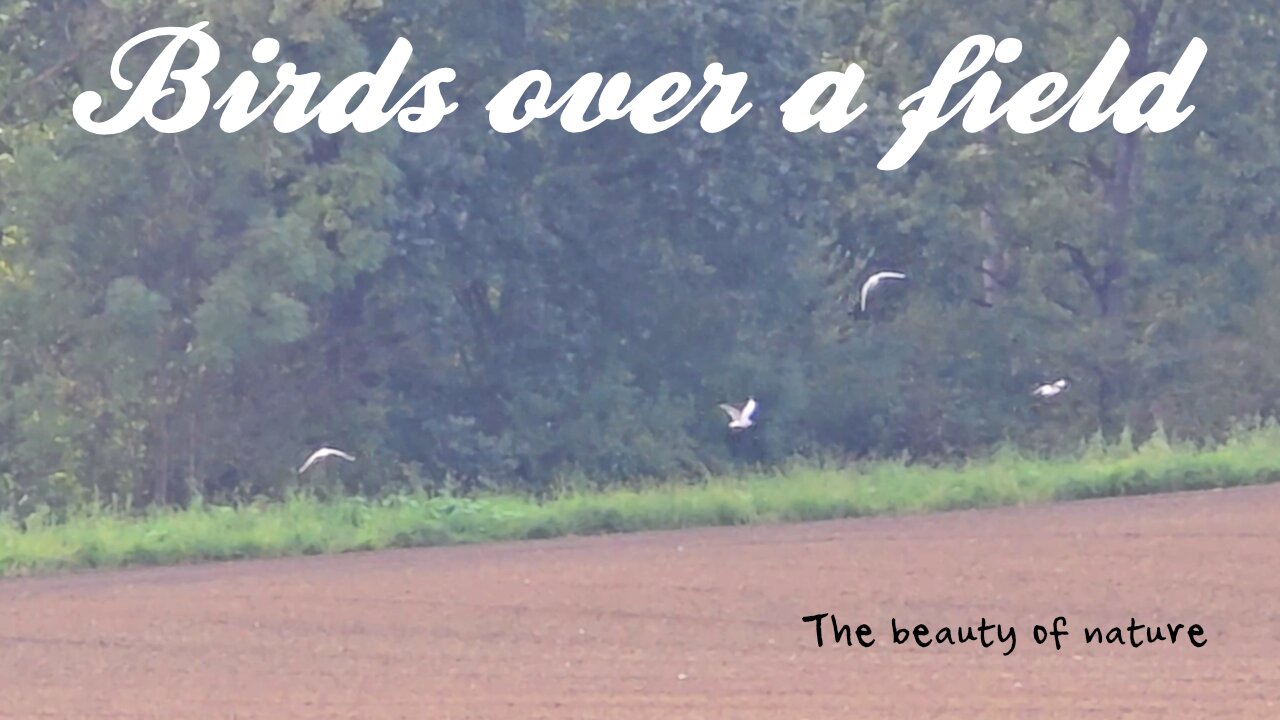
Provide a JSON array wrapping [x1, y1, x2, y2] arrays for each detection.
[[5, 424, 1280, 579]]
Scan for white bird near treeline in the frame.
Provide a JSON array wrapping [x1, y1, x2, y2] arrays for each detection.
[[719, 397, 758, 430], [860, 271, 908, 313], [1032, 378, 1071, 399], [298, 447, 356, 474]]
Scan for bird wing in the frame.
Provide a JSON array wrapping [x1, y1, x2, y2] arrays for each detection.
[[860, 272, 907, 311], [298, 453, 322, 474], [719, 404, 742, 422], [741, 398, 757, 422], [298, 447, 356, 474]]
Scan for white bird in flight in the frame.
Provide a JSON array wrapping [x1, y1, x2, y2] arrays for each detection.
[[719, 397, 758, 430], [1032, 378, 1071, 399], [859, 271, 908, 313], [298, 447, 356, 474]]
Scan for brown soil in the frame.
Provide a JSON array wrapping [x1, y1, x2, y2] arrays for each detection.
[[3, 485, 1279, 719]]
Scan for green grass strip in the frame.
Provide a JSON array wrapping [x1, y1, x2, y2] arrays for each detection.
[[4, 425, 1280, 578]]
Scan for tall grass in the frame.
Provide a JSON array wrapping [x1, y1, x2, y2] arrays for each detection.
[[4, 424, 1280, 578]]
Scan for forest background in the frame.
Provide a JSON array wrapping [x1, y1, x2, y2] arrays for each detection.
[[1, 0, 1276, 519]]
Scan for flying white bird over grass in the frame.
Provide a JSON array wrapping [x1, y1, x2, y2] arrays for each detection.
[[719, 397, 758, 430], [298, 447, 356, 474], [859, 271, 908, 313], [1032, 378, 1071, 399]]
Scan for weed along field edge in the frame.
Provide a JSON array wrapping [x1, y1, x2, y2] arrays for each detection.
[[5, 424, 1280, 578]]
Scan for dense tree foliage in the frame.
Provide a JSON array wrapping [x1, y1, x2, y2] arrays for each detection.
[[1, 0, 1276, 515]]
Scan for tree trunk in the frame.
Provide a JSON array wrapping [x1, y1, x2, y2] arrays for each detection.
[[1094, 0, 1161, 437]]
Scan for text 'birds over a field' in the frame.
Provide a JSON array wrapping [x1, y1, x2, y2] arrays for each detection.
[[73, 23, 1207, 170]]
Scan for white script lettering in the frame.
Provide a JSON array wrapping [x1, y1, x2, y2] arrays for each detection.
[[876, 34, 1207, 170], [73, 23, 458, 135]]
